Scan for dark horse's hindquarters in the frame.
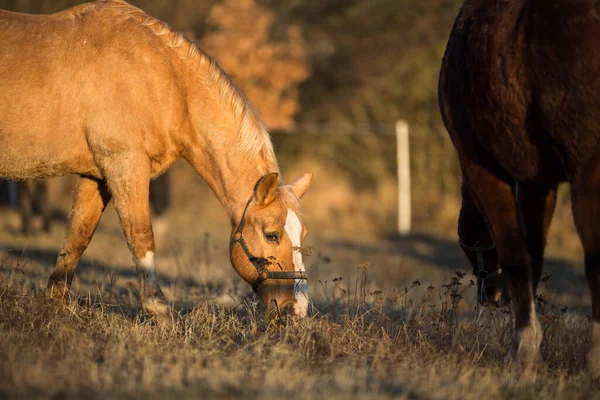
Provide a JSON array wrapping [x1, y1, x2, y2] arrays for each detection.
[[439, 0, 600, 370]]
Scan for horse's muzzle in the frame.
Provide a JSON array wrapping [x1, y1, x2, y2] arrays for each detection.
[[478, 285, 510, 308], [280, 301, 296, 316], [266, 300, 297, 322]]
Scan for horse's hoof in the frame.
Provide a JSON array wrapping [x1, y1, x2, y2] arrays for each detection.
[[143, 298, 179, 328], [503, 347, 543, 375], [45, 281, 70, 301]]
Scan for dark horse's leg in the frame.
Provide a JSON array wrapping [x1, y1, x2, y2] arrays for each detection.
[[459, 183, 557, 306], [517, 183, 557, 293], [37, 180, 51, 233], [571, 176, 600, 376], [458, 183, 504, 306], [462, 162, 541, 365], [18, 181, 33, 236]]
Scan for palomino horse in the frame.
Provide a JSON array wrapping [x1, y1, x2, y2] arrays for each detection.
[[440, 0, 600, 372], [0, 0, 312, 320]]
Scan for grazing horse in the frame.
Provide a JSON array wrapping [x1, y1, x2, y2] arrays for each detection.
[[439, 0, 600, 371], [0, 0, 312, 320]]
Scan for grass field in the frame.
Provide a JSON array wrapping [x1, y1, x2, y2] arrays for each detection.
[[0, 161, 598, 399]]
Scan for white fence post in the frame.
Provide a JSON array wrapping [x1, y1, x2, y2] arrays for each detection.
[[396, 120, 411, 236]]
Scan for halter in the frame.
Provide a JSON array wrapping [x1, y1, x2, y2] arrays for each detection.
[[230, 191, 308, 293], [458, 240, 501, 280], [459, 239, 501, 304]]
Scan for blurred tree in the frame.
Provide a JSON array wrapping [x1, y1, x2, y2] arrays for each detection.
[[0, 0, 83, 13], [263, 0, 462, 127], [201, 0, 310, 130], [129, 0, 216, 39]]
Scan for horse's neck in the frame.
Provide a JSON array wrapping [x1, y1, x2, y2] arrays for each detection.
[[183, 123, 277, 226], [180, 59, 279, 226]]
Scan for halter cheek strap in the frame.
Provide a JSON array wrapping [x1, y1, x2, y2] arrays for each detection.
[[230, 191, 308, 293], [458, 240, 501, 279], [459, 239, 501, 304]]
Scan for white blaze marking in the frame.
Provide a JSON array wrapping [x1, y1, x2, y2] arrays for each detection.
[[285, 209, 308, 317]]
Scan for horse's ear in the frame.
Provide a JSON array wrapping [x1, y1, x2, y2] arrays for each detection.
[[255, 172, 279, 206], [291, 173, 313, 199]]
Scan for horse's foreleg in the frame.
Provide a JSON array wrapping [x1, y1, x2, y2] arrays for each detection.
[[517, 183, 557, 293], [463, 162, 541, 366], [47, 177, 111, 298], [571, 182, 600, 377], [105, 168, 171, 322]]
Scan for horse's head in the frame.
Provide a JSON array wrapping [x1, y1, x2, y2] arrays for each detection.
[[458, 199, 510, 308], [230, 172, 312, 319]]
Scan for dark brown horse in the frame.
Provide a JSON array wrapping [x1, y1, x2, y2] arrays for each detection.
[[439, 0, 600, 371]]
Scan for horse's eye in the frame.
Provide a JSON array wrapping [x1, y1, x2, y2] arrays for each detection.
[[264, 232, 279, 244]]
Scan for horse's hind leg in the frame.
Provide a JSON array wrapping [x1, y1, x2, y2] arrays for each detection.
[[47, 177, 111, 297], [571, 178, 600, 377], [463, 162, 541, 365], [517, 183, 557, 292], [103, 162, 171, 321]]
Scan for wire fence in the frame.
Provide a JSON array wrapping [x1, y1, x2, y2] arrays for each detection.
[[0, 121, 464, 235], [279, 121, 451, 138], [273, 121, 462, 199]]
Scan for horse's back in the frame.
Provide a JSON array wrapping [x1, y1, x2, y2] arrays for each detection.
[[440, 0, 600, 182], [0, 1, 183, 180], [0, 5, 97, 179]]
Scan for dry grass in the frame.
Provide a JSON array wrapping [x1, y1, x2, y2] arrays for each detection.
[[0, 269, 598, 400], [0, 159, 597, 399]]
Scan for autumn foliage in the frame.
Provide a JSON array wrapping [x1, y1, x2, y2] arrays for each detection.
[[201, 0, 309, 130]]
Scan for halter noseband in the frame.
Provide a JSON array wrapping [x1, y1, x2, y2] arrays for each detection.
[[458, 240, 501, 280], [230, 191, 308, 293]]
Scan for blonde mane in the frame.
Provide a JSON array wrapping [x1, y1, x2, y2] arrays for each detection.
[[96, 0, 278, 169]]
